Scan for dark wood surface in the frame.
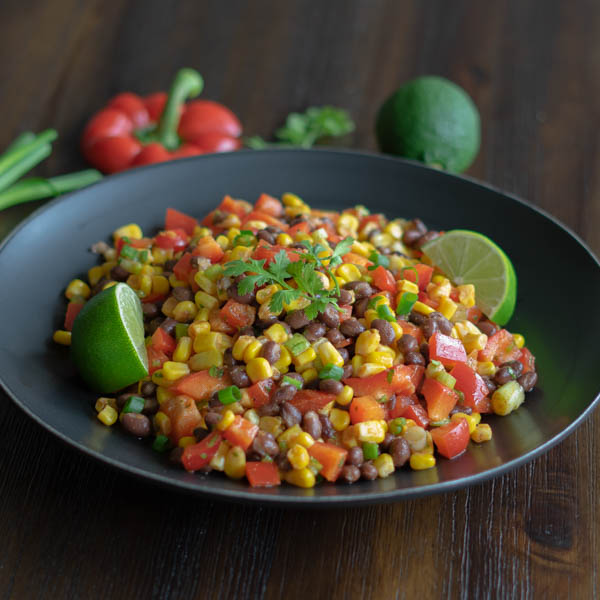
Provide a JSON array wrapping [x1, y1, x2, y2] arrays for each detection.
[[1, 1, 599, 598]]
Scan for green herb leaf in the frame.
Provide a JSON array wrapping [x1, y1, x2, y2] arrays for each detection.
[[269, 288, 301, 314]]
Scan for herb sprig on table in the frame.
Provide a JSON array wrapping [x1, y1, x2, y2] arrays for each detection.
[[223, 237, 354, 319]]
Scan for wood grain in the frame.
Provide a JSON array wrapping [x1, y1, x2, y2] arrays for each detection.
[[0, 0, 599, 598]]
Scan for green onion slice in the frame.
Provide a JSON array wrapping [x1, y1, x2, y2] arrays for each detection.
[[282, 375, 303, 390], [218, 385, 242, 405], [396, 292, 418, 316], [318, 364, 344, 380], [122, 395, 145, 414]]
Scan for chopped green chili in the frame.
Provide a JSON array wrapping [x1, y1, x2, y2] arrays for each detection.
[[122, 395, 145, 414]]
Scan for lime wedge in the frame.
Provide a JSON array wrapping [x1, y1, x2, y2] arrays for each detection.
[[71, 283, 148, 393], [421, 230, 517, 326]]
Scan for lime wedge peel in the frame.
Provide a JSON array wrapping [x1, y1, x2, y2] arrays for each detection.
[[421, 230, 517, 326]]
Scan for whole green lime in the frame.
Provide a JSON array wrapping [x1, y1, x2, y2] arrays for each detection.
[[375, 76, 480, 173]]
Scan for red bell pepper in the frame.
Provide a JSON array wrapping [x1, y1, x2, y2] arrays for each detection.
[[160, 395, 203, 443], [247, 379, 275, 408], [147, 346, 169, 375], [64, 301, 84, 331], [421, 377, 458, 421], [429, 332, 468, 367], [223, 415, 259, 451], [430, 418, 470, 459], [182, 431, 223, 472], [288, 221, 311, 237], [220, 299, 256, 329], [343, 365, 423, 399], [401, 263, 433, 291], [252, 244, 303, 265], [171, 369, 231, 401], [81, 69, 242, 174], [208, 308, 236, 335], [337, 305, 353, 322], [151, 327, 177, 354], [254, 193, 284, 217], [192, 235, 224, 264], [172, 252, 195, 283], [154, 229, 189, 251], [165, 208, 198, 235], [450, 362, 491, 413], [399, 320, 423, 344], [388, 394, 416, 419], [288, 390, 337, 414], [370, 266, 396, 294], [349, 396, 386, 424], [308, 442, 348, 482], [245, 462, 281, 487], [518, 347, 536, 374], [341, 252, 373, 268], [478, 329, 522, 364], [242, 211, 289, 231], [401, 403, 430, 428]]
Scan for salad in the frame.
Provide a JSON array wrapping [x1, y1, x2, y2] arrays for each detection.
[[55, 193, 537, 488]]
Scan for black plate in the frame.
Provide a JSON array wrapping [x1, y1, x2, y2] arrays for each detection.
[[1, 149, 599, 506]]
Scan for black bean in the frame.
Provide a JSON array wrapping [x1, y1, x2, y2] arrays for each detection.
[[353, 282, 373, 299], [281, 402, 302, 428], [276, 455, 292, 471], [302, 411, 322, 440], [371, 319, 395, 345], [121, 413, 151, 438], [405, 351, 425, 366], [319, 414, 336, 440], [326, 328, 346, 347], [402, 228, 423, 246], [304, 321, 326, 342], [261, 341, 281, 364], [495, 365, 517, 386], [285, 310, 311, 330], [340, 317, 365, 338], [415, 231, 440, 247], [142, 397, 159, 415], [265, 226, 282, 235], [503, 360, 524, 378], [257, 229, 275, 244], [142, 303, 159, 319], [420, 343, 430, 362], [518, 371, 538, 392], [409, 311, 427, 326], [204, 411, 222, 429], [116, 393, 136, 411], [258, 402, 280, 416], [346, 446, 364, 467], [239, 326, 255, 337], [361, 461, 378, 480], [230, 366, 251, 388], [430, 312, 453, 336], [398, 334, 419, 354], [319, 304, 340, 328], [194, 427, 209, 442], [339, 348, 350, 364], [256, 316, 278, 328], [160, 318, 178, 336], [273, 384, 297, 404], [338, 289, 354, 305], [450, 404, 472, 415], [342, 364, 354, 379], [353, 297, 369, 318], [389, 437, 411, 467], [341, 465, 361, 484], [422, 317, 439, 340], [141, 381, 157, 397], [163, 259, 178, 272], [228, 281, 255, 304], [172, 286, 193, 302], [169, 447, 184, 464], [110, 264, 130, 282], [478, 320, 498, 337], [381, 432, 395, 451], [481, 376, 497, 394], [208, 392, 222, 407], [223, 349, 236, 368], [319, 379, 344, 394], [252, 430, 279, 456], [283, 372, 303, 386]]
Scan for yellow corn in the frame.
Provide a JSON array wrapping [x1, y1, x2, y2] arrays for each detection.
[[371, 232, 393, 248], [195, 307, 210, 322], [220, 213, 242, 229], [351, 355, 364, 375], [278, 425, 303, 448], [194, 331, 232, 353], [397, 279, 419, 294], [294, 346, 317, 368], [438, 296, 458, 320], [258, 302, 281, 321], [87, 265, 104, 287], [273, 346, 292, 373], [152, 247, 171, 265], [224, 446, 247, 479], [113, 223, 142, 240], [65, 279, 90, 300], [243, 409, 260, 426], [264, 323, 289, 344], [209, 441, 230, 471], [451, 412, 478, 434], [173, 303, 197, 326], [161, 296, 178, 317], [350, 240, 373, 257], [94, 397, 116, 412], [156, 387, 174, 406], [282, 192, 304, 207], [259, 416, 284, 437], [412, 301, 435, 315], [173, 336, 192, 362], [471, 423, 492, 443], [357, 363, 387, 378], [217, 410, 235, 431], [152, 275, 170, 296], [373, 453, 395, 478], [97, 405, 118, 426], [194, 273, 217, 295], [388, 321, 402, 341], [255, 284, 280, 304], [336, 264, 361, 282], [194, 291, 219, 310], [457, 284, 475, 307], [295, 432, 315, 448], [513, 333, 525, 349], [189, 350, 223, 371], [276, 233, 293, 246], [287, 444, 310, 470], [316, 341, 344, 368], [168, 274, 188, 288], [215, 234, 229, 250], [178, 436, 197, 448], [283, 296, 311, 312], [410, 453, 436, 470], [228, 245, 254, 261], [243, 340, 264, 362], [340, 426, 358, 448], [492, 380, 525, 415], [355, 420, 386, 443], [53, 330, 72, 346], [284, 467, 316, 488], [337, 213, 359, 236], [226, 227, 241, 242], [463, 333, 488, 354], [162, 361, 190, 380], [151, 369, 172, 387], [154, 411, 171, 435], [188, 321, 210, 339], [427, 280, 452, 302], [329, 408, 351, 431], [232, 335, 254, 360], [336, 385, 354, 406], [301, 367, 319, 383], [246, 357, 272, 382], [364, 352, 394, 368], [356, 330, 381, 356]]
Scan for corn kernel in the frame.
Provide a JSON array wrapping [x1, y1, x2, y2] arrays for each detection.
[[410, 453, 436, 470], [232, 335, 254, 360], [87, 265, 104, 287], [215, 234, 230, 250], [356, 330, 381, 356], [274, 346, 292, 372], [152, 247, 171, 265], [471, 423, 492, 443], [427, 280, 452, 301], [246, 357, 273, 382], [195, 307, 210, 322], [194, 291, 219, 310], [282, 192, 304, 207], [259, 416, 284, 437], [173, 336, 192, 362], [227, 227, 241, 242], [397, 279, 419, 294], [337, 213, 359, 236], [329, 408, 351, 431], [513, 333, 525, 349], [287, 443, 310, 470], [161, 296, 178, 317], [355, 420, 386, 443], [217, 410, 235, 431], [228, 245, 253, 260], [224, 446, 247, 479], [210, 441, 230, 471], [162, 361, 190, 380], [438, 296, 458, 320], [451, 412, 478, 434], [364, 352, 394, 368], [194, 273, 217, 295], [173, 300, 198, 323], [150, 275, 169, 296], [53, 330, 72, 346], [412, 301, 435, 315], [457, 284, 475, 307], [294, 346, 317, 368], [301, 367, 319, 383], [264, 323, 289, 344], [256, 284, 280, 304], [189, 350, 223, 371], [463, 333, 488, 354], [284, 467, 316, 488], [373, 453, 395, 478], [336, 385, 354, 406], [95, 397, 116, 413], [295, 432, 315, 448], [113, 223, 142, 240], [243, 340, 264, 362], [273, 232, 291, 247], [492, 380, 525, 415], [156, 387, 174, 406], [357, 362, 387, 378], [96, 405, 118, 426], [351, 355, 364, 375], [278, 424, 303, 449], [154, 411, 171, 435], [341, 426, 358, 448], [188, 321, 210, 339], [178, 436, 197, 448], [336, 264, 361, 282], [316, 341, 344, 368], [243, 409, 260, 426], [65, 279, 90, 300]]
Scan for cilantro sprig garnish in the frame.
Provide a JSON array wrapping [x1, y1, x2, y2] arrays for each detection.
[[223, 237, 354, 320]]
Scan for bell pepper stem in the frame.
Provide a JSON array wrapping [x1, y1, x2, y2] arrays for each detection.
[[155, 68, 204, 150]]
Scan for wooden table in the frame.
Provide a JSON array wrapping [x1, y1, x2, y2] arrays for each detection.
[[1, 1, 598, 597]]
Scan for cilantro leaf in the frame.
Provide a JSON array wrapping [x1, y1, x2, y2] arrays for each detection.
[[270, 289, 302, 314], [238, 275, 264, 296], [268, 250, 292, 281]]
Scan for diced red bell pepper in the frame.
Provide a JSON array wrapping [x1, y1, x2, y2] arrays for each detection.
[[401, 403, 430, 428], [165, 208, 198, 235], [288, 390, 337, 414], [220, 299, 256, 329], [429, 332, 468, 367], [181, 431, 223, 472], [247, 379, 275, 408], [147, 346, 169, 375], [349, 396, 386, 424], [478, 329, 522, 364], [399, 320, 423, 344], [245, 462, 281, 487], [371, 266, 396, 294], [341, 252, 373, 268], [450, 362, 491, 413], [402, 263, 434, 291], [115, 236, 152, 256], [308, 442, 348, 482], [192, 235, 224, 264], [467, 306, 483, 323], [518, 347, 536, 374], [223, 415, 259, 451], [254, 193, 284, 217], [388, 394, 416, 419], [418, 291, 439, 309], [141, 292, 167, 304], [208, 308, 236, 335], [430, 418, 470, 459], [421, 377, 458, 421], [242, 210, 289, 231], [343, 365, 423, 399], [288, 221, 310, 237], [359, 214, 384, 231], [160, 395, 203, 443], [171, 369, 231, 401], [151, 327, 177, 354], [154, 229, 189, 251], [173, 252, 194, 283], [216, 195, 252, 219], [252, 244, 302, 265], [64, 301, 84, 331], [338, 305, 352, 322]]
